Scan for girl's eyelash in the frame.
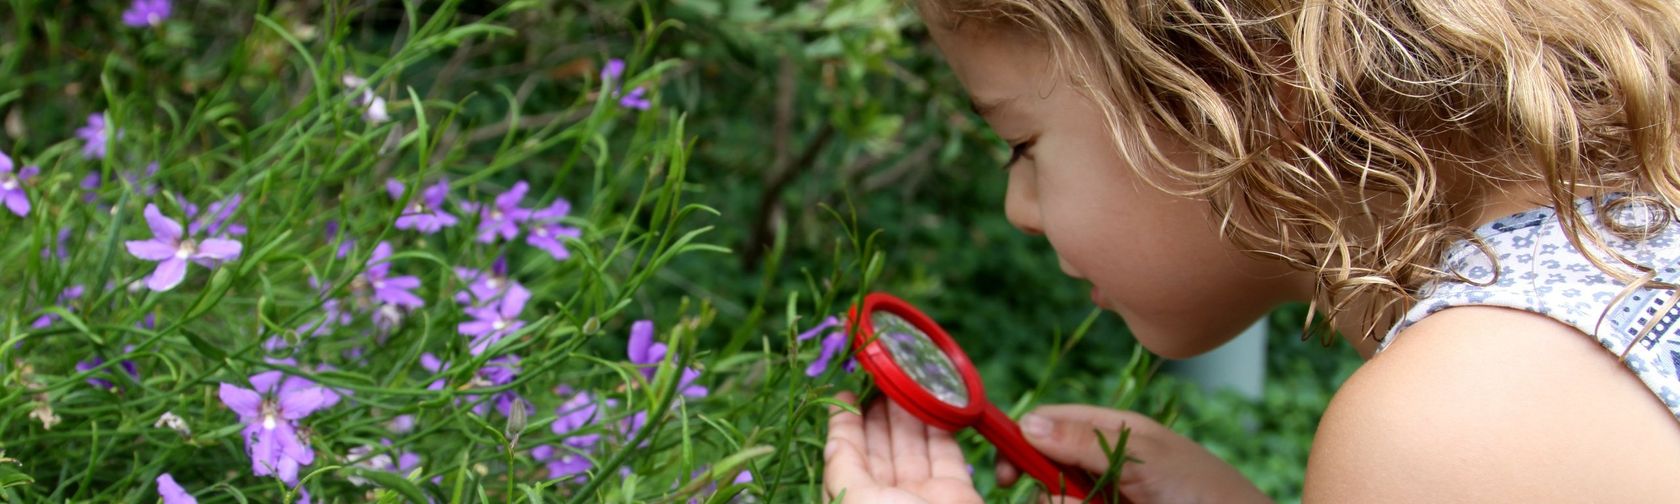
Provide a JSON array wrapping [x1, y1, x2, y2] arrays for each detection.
[[1003, 140, 1034, 170]]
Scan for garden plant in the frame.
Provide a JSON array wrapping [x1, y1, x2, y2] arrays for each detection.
[[0, 0, 1354, 502]]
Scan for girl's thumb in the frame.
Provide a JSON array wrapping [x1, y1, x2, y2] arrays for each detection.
[[1020, 412, 1128, 474]]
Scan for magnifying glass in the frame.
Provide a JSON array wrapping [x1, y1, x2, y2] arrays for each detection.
[[847, 292, 1109, 502]]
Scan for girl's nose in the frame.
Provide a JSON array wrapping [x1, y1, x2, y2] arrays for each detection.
[[1004, 168, 1045, 236]]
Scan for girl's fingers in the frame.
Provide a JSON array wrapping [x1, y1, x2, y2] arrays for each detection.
[[824, 392, 875, 500], [927, 422, 970, 481], [863, 399, 897, 485], [887, 401, 931, 483], [995, 459, 1020, 487], [1021, 404, 1160, 479]]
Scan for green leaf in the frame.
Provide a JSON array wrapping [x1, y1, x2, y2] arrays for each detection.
[[346, 468, 430, 504]]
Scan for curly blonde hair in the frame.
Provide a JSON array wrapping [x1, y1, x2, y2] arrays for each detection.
[[921, 0, 1680, 344]]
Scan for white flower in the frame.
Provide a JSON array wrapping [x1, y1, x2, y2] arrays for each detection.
[[154, 411, 191, 436]]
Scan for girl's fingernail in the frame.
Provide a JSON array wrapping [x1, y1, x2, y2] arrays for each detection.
[[1021, 413, 1051, 439], [824, 443, 838, 458]]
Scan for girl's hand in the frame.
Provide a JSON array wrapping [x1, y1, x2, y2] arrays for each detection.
[[823, 392, 984, 504], [997, 404, 1271, 504]]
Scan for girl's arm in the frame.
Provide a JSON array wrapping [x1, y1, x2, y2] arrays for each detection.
[[1304, 306, 1680, 503]]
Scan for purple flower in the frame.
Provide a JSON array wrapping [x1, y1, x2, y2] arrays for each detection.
[[453, 257, 526, 306], [552, 387, 604, 448], [155, 473, 196, 504], [689, 469, 755, 504], [39, 228, 70, 260], [30, 285, 84, 329], [460, 285, 529, 356], [324, 220, 356, 258], [76, 345, 140, 390], [361, 241, 423, 309], [618, 87, 651, 110], [464, 181, 531, 243], [387, 414, 416, 433], [185, 193, 246, 237], [76, 113, 110, 159], [80, 171, 102, 203], [218, 371, 330, 484], [0, 151, 36, 217], [420, 353, 529, 416], [122, 0, 171, 27], [797, 316, 850, 377], [340, 75, 390, 124], [526, 199, 582, 260], [627, 320, 708, 398], [599, 58, 651, 110], [129, 162, 159, 195], [533, 444, 593, 482], [386, 178, 458, 233], [124, 204, 243, 291], [296, 276, 352, 339], [601, 59, 626, 81], [347, 440, 422, 485]]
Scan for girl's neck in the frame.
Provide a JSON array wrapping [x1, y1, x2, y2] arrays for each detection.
[[1326, 180, 1558, 359]]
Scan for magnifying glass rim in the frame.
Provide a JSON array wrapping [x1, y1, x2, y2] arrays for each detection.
[[848, 292, 987, 430]]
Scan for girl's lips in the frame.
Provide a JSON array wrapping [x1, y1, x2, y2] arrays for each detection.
[[1090, 285, 1103, 306]]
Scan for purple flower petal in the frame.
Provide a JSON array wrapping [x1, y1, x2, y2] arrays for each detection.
[[423, 179, 451, 205], [156, 473, 196, 504], [680, 367, 708, 398], [278, 387, 325, 420], [125, 238, 177, 261], [193, 238, 242, 261], [806, 331, 848, 377], [368, 241, 394, 278], [381, 276, 421, 290], [498, 285, 530, 319], [495, 181, 529, 209], [122, 0, 171, 27], [249, 370, 284, 393], [601, 58, 625, 81], [419, 353, 445, 373], [533, 199, 571, 221], [619, 87, 652, 110], [385, 178, 407, 199], [458, 318, 496, 338], [3, 191, 31, 217], [796, 316, 841, 342], [219, 383, 263, 419], [146, 257, 189, 291], [272, 422, 313, 466], [77, 113, 109, 159], [627, 320, 657, 364], [141, 204, 182, 243]]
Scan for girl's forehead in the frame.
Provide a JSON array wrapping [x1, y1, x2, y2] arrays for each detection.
[[928, 23, 1057, 95]]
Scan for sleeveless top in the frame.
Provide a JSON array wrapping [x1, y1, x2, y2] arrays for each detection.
[[1379, 194, 1680, 421]]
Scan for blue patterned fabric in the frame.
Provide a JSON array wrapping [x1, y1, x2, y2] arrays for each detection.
[[1380, 194, 1680, 420]]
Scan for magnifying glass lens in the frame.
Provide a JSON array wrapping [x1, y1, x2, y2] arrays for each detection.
[[870, 311, 970, 407]]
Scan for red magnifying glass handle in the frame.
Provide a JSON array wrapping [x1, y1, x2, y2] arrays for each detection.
[[977, 406, 1110, 503]]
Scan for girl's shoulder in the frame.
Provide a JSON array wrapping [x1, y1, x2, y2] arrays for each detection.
[[1304, 305, 1680, 502]]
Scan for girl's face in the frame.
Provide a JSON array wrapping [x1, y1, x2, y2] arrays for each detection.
[[928, 21, 1312, 358]]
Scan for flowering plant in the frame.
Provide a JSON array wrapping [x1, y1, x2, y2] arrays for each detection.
[[0, 1, 890, 502]]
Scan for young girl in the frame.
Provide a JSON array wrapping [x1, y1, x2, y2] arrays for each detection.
[[823, 0, 1680, 501]]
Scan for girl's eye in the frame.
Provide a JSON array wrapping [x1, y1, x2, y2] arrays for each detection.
[[1003, 140, 1034, 170]]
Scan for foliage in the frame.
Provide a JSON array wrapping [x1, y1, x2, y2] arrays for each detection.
[[0, 0, 1356, 502]]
